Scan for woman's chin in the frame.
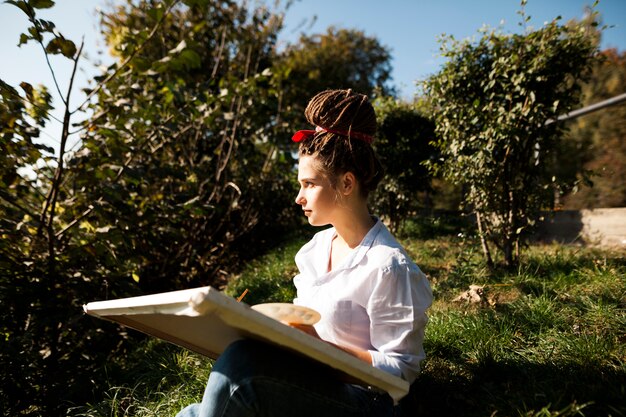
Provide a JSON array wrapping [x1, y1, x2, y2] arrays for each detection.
[[307, 218, 329, 227]]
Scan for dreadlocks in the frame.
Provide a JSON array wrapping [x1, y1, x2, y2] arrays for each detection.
[[298, 89, 384, 198]]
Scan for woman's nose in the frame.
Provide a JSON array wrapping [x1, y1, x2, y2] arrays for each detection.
[[295, 189, 305, 205]]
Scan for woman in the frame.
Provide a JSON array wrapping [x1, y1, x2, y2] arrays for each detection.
[[177, 89, 432, 417]]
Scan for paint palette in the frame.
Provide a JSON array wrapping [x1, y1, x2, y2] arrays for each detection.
[[251, 303, 321, 325]]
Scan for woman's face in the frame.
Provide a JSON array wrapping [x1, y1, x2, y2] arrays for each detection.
[[295, 155, 339, 226]]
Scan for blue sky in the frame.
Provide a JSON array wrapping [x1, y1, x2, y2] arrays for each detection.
[[1, 0, 625, 153], [280, 0, 626, 97]]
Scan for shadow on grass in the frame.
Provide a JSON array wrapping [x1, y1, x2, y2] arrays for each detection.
[[400, 358, 626, 417]]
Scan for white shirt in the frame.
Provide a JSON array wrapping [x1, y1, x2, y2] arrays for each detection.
[[293, 219, 433, 384]]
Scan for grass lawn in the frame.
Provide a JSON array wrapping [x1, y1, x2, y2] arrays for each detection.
[[402, 236, 625, 417], [70, 226, 625, 417]]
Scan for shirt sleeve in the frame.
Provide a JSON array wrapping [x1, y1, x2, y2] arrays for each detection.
[[366, 260, 432, 383]]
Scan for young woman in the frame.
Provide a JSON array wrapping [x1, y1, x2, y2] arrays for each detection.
[[176, 89, 432, 417]]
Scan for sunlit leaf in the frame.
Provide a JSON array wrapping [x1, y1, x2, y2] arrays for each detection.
[[29, 0, 55, 9], [19, 81, 34, 96], [17, 33, 30, 46], [27, 26, 42, 42], [6, 0, 32, 17], [45, 37, 76, 58]]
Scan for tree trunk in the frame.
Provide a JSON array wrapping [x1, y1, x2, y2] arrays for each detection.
[[475, 211, 494, 269], [503, 237, 514, 267]]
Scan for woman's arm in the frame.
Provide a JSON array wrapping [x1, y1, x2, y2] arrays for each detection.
[[330, 343, 372, 364], [367, 263, 432, 380], [289, 323, 372, 365]]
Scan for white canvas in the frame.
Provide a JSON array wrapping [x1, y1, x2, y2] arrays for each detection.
[[83, 286, 409, 402]]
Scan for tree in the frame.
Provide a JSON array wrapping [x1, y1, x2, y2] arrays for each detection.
[[422, 5, 598, 267], [371, 96, 438, 232], [0, 0, 104, 413], [275, 27, 394, 133], [69, 0, 296, 292]]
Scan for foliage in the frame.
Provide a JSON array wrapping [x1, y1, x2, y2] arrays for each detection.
[[561, 48, 626, 209], [69, 0, 297, 292], [0, 79, 53, 248], [276, 26, 394, 132], [0, 1, 117, 415], [0, 0, 297, 414], [371, 96, 438, 232], [75, 231, 626, 417], [422, 5, 599, 267]]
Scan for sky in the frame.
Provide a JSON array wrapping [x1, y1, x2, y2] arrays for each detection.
[[1, 0, 625, 155]]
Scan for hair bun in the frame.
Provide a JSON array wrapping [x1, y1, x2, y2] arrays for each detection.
[[304, 89, 377, 137]]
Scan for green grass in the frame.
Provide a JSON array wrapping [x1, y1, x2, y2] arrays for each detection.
[[404, 239, 626, 417], [71, 229, 626, 417], [68, 340, 213, 417], [223, 235, 306, 305]]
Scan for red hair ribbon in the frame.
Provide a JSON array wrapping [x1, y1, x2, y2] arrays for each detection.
[[292, 125, 373, 144]]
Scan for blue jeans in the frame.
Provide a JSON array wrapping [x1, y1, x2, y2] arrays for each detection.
[[175, 339, 399, 417]]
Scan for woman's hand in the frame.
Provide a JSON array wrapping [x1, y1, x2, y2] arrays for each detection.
[[287, 323, 320, 338]]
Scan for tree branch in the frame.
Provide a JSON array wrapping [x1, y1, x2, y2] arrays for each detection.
[[27, 8, 67, 106], [476, 211, 494, 269], [42, 40, 84, 273]]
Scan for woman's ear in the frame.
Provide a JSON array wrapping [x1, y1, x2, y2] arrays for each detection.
[[339, 171, 357, 196]]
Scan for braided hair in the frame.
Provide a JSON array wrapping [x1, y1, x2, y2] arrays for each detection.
[[299, 89, 384, 198]]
